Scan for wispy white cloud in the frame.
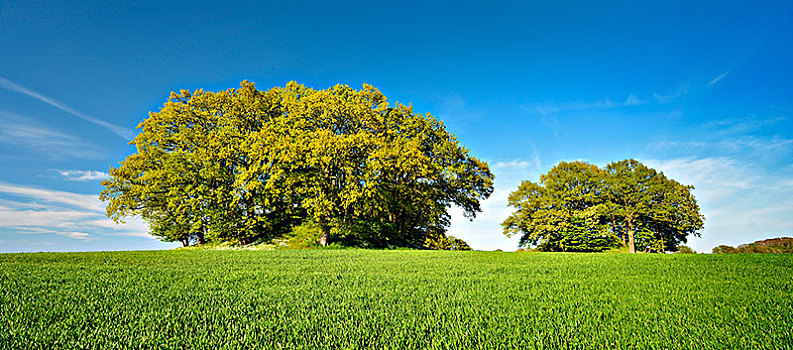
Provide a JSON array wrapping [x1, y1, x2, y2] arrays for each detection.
[[0, 182, 151, 240], [55, 169, 109, 181], [83, 217, 151, 238], [650, 115, 792, 156], [490, 145, 542, 173], [529, 92, 651, 117], [708, 71, 731, 86], [624, 93, 646, 106], [435, 92, 483, 128], [653, 85, 690, 103], [720, 136, 793, 153], [439, 93, 467, 114], [13, 227, 92, 240], [492, 159, 532, 170], [528, 81, 699, 129], [59, 231, 91, 239], [704, 115, 786, 135], [531, 99, 615, 116], [650, 140, 708, 150], [0, 198, 48, 210], [0, 182, 103, 212], [0, 111, 100, 159], [527, 94, 652, 139], [538, 113, 564, 139], [651, 135, 793, 154], [647, 157, 752, 196], [0, 76, 135, 140], [0, 209, 97, 227]]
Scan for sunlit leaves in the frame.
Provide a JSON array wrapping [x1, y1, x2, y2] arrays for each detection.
[[502, 161, 617, 252]]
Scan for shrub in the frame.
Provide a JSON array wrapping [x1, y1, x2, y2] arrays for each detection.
[[281, 222, 323, 249]]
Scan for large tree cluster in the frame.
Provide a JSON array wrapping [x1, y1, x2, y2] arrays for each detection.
[[502, 160, 704, 253], [101, 81, 494, 248]]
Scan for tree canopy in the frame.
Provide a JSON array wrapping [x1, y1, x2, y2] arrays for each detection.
[[101, 81, 493, 249], [502, 160, 704, 253]]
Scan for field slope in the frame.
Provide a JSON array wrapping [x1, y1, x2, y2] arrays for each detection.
[[1, 250, 791, 349]]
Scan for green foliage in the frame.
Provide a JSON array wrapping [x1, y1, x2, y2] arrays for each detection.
[[604, 159, 705, 253], [605, 246, 631, 254], [502, 159, 704, 253], [280, 222, 323, 250], [100, 81, 494, 249], [423, 232, 473, 251], [501, 161, 620, 252], [2, 250, 791, 349], [676, 245, 697, 254], [328, 220, 403, 249], [447, 236, 472, 251]]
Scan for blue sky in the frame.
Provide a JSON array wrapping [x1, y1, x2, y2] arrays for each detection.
[[1, 0, 791, 253]]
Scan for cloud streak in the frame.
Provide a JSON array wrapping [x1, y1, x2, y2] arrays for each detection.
[[709, 71, 731, 86], [652, 85, 690, 103], [0, 112, 100, 159], [624, 93, 646, 106], [704, 115, 786, 135], [531, 98, 615, 116], [651, 135, 793, 155], [0, 76, 135, 140], [0, 182, 104, 212], [492, 159, 533, 170], [55, 170, 109, 181], [0, 182, 151, 241], [435, 92, 484, 130]]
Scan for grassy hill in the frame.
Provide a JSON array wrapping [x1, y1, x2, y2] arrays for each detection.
[[1, 250, 791, 349]]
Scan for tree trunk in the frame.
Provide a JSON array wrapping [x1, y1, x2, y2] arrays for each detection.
[[628, 229, 635, 254], [625, 217, 636, 253], [196, 229, 206, 246], [181, 239, 189, 247], [318, 223, 329, 246]]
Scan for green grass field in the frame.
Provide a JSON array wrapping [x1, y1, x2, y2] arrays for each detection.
[[1, 250, 791, 349]]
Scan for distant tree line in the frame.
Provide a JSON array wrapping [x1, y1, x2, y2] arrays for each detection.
[[712, 237, 793, 254], [101, 81, 493, 249], [502, 160, 705, 253]]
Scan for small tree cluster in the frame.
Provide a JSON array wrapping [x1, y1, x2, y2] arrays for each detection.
[[676, 245, 697, 254], [502, 160, 704, 253], [423, 232, 473, 251], [101, 81, 493, 248]]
